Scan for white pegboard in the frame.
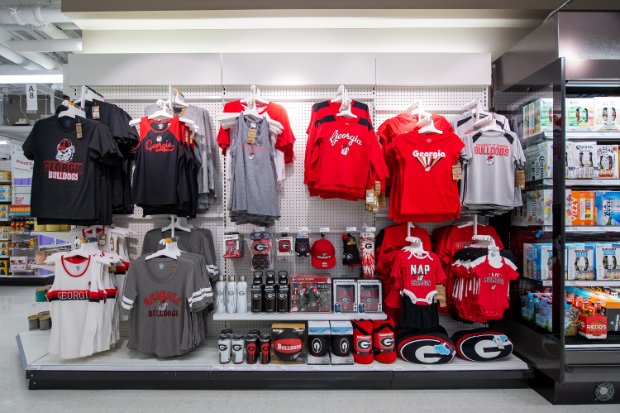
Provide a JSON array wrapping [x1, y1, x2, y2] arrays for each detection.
[[69, 83, 489, 336]]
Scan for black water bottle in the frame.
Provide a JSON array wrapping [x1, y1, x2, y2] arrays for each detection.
[[251, 271, 264, 313], [264, 271, 277, 313], [277, 271, 290, 313]]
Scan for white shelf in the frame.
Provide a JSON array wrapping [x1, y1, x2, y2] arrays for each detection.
[[17, 330, 529, 373], [567, 131, 620, 141], [565, 179, 620, 187], [542, 226, 620, 233], [539, 280, 620, 287], [212, 312, 387, 321], [31, 231, 76, 244]]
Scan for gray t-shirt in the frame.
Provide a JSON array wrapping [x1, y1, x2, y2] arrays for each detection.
[[229, 115, 280, 226], [453, 111, 512, 137], [141, 228, 217, 272], [121, 254, 210, 357], [462, 130, 525, 208]]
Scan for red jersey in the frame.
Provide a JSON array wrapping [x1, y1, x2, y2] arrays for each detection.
[[217, 100, 295, 163], [387, 251, 446, 308], [378, 113, 454, 156], [435, 225, 504, 264], [376, 223, 432, 260], [387, 130, 464, 222], [306, 116, 388, 200]]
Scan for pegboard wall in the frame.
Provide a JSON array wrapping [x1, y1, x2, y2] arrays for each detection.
[[71, 83, 489, 336]]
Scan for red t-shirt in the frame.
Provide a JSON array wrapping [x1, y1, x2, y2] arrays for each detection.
[[377, 223, 432, 259], [217, 100, 295, 163], [387, 250, 446, 308], [307, 116, 388, 200], [387, 130, 464, 222], [378, 113, 454, 157]]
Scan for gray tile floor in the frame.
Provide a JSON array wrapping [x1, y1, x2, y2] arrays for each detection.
[[1, 285, 618, 413]]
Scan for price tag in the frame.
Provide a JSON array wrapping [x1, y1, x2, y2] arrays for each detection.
[[76, 122, 83, 139], [319, 227, 330, 233], [452, 162, 462, 180], [247, 128, 257, 144], [366, 189, 376, 204], [92, 106, 100, 120], [515, 169, 525, 190], [346, 227, 357, 233]]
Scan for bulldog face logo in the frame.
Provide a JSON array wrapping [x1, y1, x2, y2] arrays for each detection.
[[56, 139, 75, 162]]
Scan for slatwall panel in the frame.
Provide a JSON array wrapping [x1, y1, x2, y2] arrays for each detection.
[[70, 83, 489, 336]]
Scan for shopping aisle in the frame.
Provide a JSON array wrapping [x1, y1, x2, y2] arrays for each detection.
[[0, 286, 614, 413]]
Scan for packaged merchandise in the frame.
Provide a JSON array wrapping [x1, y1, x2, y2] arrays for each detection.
[[276, 271, 290, 313], [566, 98, 595, 131], [250, 231, 273, 270], [271, 323, 306, 364], [526, 190, 553, 226], [307, 321, 331, 365], [523, 243, 553, 281], [332, 279, 358, 313], [276, 234, 294, 257], [566, 142, 596, 179], [567, 191, 596, 226], [223, 232, 243, 259], [566, 243, 596, 281], [352, 320, 374, 364], [310, 237, 336, 269], [523, 98, 553, 137], [594, 97, 620, 131], [511, 203, 529, 227], [595, 145, 619, 179], [357, 279, 383, 313], [595, 243, 620, 281], [524, 145, 540, 182], [537, 141, 553, 180], [289, 275, 332, 313], [329, 321, 354, 365], [595, 191, 620, 226]]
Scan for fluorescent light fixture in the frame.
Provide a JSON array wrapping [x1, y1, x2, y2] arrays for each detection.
[[0, 74, 63, 84], [0, 140, 10, 145]]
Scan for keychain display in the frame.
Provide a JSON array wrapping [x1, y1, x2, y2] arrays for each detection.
[[295, 228, 310, 257], [342, 233, 362, 267], [250, 231, 273, 270], [276, 231, 294, 257], [360, 230, 376, 278], [224, 232, 244, 259]]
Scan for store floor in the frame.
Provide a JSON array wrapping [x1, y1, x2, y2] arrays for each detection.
[[0, 286, 616, 413]]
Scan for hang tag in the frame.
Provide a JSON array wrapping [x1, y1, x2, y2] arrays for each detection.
[[515, 169, 525, 190], [92, 106, 100, 120], [170, 262, 177, 273], [247, 128, 257, 144], [452, 162, 462, 180], [98, 233, 107, 246], [494, 335, 506, 350], [76, 122, 83, 139], [366, 189, 376, 204]]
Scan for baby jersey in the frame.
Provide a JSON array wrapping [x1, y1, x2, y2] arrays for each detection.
[[389, 250, 447, 307], [472, 257, 519, 319], [46, 255, 103, 359]]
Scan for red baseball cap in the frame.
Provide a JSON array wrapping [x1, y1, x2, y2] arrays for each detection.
[[310, 238, 336, 269]]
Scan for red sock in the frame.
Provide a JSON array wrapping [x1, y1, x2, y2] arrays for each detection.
[[352, 320, 374, 364], [373, 318, 396, 364]]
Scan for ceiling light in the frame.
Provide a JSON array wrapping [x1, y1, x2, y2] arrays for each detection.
[[0, 74, 63, 84]]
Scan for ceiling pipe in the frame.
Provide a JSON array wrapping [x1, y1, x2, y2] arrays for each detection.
[[0, 27, 61, 70], [5, 38, 82, 52], [0, 43, 42, 70], [0, 6, 72, 26]]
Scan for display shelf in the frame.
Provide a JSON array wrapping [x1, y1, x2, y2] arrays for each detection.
[[31, 231, 76, 244], [565, 334, 620, 349], [565, 179, 620, 187], [542, 226, 620, 233], [567, 131, 620, 141], [212, 312, 387, 321], [17, 331, 530, 390], [0, 273, 53, 285], [539, 279, 620, 287]]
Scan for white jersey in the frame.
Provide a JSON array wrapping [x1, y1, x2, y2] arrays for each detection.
[[46, 254, 103, 359], [462, 130, 526, 209]]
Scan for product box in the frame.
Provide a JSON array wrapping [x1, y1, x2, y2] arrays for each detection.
[[290, 275, 332, 313], [578, 313, 608, 339], [511, 204, 529, 227], [595, 243, 620, 281], [271, 323, 306, 364], [566, 243, 596, 281], [522, 102, 531, 138], [567, 286, 620, 332], [566, 191, 596, 226], [357, 279, 383, 313], [567, 142, 596, 179], [523, 243, 553, 281], [307, 321, 331, 365], [594, 97, 620, 131], [595, 145, 619, 179], [332, 279, 358, 313], [529, 98, 553, 136], [524, 145, 540, 182], [595, 191, 620, 226], [538, 141, 553, 180], [329, 321, 354, 365], [526, 190, 553, 226], [567, 98, 595, 131]]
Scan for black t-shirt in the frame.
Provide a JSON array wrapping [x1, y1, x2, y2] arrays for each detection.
[[133, 117, 183, 213], [23, 115, 121, 224]]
